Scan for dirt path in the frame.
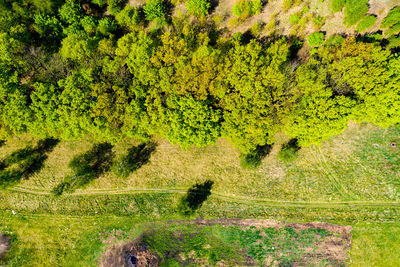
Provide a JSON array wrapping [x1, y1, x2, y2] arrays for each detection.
[[10, 186, 400, 208]]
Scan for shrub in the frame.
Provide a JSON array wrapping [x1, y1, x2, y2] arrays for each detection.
[[307, 32, 325, 47], [325, 34, 345, 46], [388, 36, 400, 49], [277, 139, 300, 163], [290, 13, 300, 24], [282, 0, 294, 12], [144, 0, 165, 21], [186, 0, 210, 16], [356, 15, 377, 32], [331, 0, 345, 13], [312, 15, 326, 29], [240, 144, 272, 170], [115, 5, 140, 29], [387, 23, 400, 37], [250, 21, 264, 37], [232, 0, 262, 20], [343, 0, 369, 26], [97, 18, 116, 36], [381, 6, 400, 28]]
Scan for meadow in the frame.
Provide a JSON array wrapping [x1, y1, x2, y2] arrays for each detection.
[[1, 122, 400, 266]]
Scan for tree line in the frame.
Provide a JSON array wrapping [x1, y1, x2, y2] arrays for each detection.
[[1, 0, 399, 158]]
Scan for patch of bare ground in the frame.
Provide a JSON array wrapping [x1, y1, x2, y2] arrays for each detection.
[[100, 218, 352, 266], [99, 234, 160, 267], [0, 234, 10, 259]]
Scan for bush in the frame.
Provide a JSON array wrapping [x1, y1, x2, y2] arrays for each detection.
[[144, 0, 165, 21], [115, 5, 140, 29], [240, 144, 272, 170], [277, 139, 300, 163], [186, 0, 210, 16], [331, 0, 345, 13], [381, 6, 400, 28], [387, 23, 400, 37], [388, 36, 400, 49], [343, 0, 369, 26], [282, 0, 294, 12], [307, 32, 325, 47], [232, 0, 262, 20], [290, 13, 300, 24], [325, 34, 345, 46], [356, 15, 377, 32]]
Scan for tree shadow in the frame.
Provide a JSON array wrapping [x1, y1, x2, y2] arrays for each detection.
[[0, 140, 5, 148], [178, 180, 214, 216], [240, 144, 272, 170], [112, 142, 157, 178], [277, 138, 300, 163], [52, 143, 113, 196], [0, 138, 59, 189]]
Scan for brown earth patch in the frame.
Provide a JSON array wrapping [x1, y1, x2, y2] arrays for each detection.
[[99, 234, 160, 267], [0, 234, 10, 259], [100, 218, 352, 266]]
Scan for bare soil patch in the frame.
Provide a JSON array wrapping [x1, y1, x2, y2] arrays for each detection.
[[0, 234, 10, 259], [99, 218, 352, 266]]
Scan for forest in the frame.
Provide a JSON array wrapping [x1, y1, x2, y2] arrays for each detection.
[[0, 0, 400, 159]]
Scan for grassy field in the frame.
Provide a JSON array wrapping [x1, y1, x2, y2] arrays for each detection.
[[1, 122, 400, 266]]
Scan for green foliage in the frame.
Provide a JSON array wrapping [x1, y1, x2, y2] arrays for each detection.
[[232, 0, 262, 20], [331, 0, 345, 13], [186, 0, 210, 16], [59, 0, 83, 25], [290, 13, 300, 24], [277, 139, 300, 163], [381, 6, 400, 28], [343, 0, 369, 26], [33, 13, 63, 39], [386, 23, 400, 37], [306, 32, 325, 47], [97, 18, 116, 36], [388, 36, 400, 49], [144, 0, 165, 21], [356, 15, 377, 32], [240, 144, 271, 170], [115, 5, 140, 30], [325, 34, 345, 46]]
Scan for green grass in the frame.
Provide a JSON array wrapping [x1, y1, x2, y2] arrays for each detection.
[[1, 123, 400, 265]]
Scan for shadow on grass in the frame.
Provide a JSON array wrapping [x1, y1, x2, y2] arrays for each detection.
[[112, 142, 157, 178], [277, 139, 300, 163], [52, 143, 113, 196], [178, 180, 214, 216], [240, 144, 272, 170], [0, 138, 60, 189]]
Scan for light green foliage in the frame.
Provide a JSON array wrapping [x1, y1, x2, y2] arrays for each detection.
[[356, 15, 377, 32], [306, 32, 325, 47], [144, 0, 165, 21], [56, 74, 93, 139], [218, 39, 290, 153], [60, 34, 93, 62], [331, 0, 345, 13], [386, 23, 400, 37], [115, 5, 140, 30], [80, 16, 97, 34], [164, 96, 221, 148], [232, 0, 262, 20], [343, 0, 369, 26], [388, 36, 400, 49], [33, 13, 63, 39], [29, 83, 61, 137], [186, 0, 210, 16], [59, 0, 83, 25], [290, 13, 300, 24], [285, 62, 355, 146], [97, 18, 116, 36], [282, 0, 294, 12], [381, 6, 400, 28], [325, 34, 345, 46]]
